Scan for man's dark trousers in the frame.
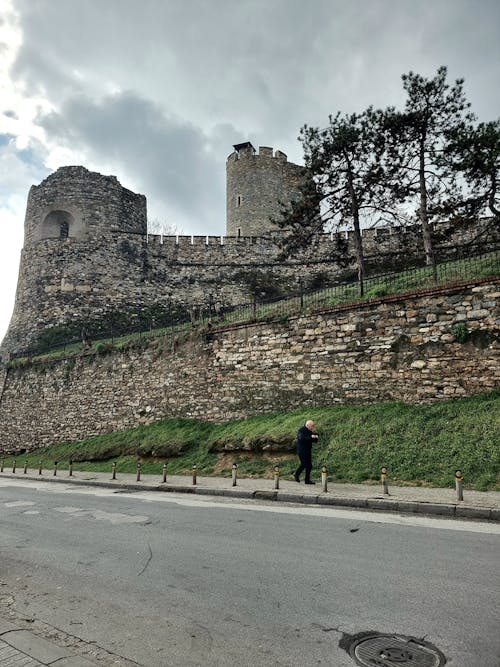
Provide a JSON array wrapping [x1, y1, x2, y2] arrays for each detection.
[[295, 449, 312, 483]]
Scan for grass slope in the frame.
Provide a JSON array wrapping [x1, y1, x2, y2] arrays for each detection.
[[2, 390, 498, 491]]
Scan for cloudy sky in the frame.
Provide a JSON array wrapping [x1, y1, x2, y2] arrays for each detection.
[[1, 0, 499, 342]]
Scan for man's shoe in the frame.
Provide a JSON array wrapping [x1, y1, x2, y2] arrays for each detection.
[[293, 475, 300, 483], [304, 480, 316, 484]]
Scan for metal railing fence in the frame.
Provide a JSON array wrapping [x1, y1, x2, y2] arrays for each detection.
[[10, 245, 499, 360]]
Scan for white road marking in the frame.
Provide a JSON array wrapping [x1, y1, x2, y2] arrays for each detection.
[[1, 478, 498, 535], [4, 501, 35, 507], [54, 506, 150, 524]]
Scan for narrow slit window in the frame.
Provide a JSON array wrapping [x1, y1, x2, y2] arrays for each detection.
[[237, 195, 241, 207]]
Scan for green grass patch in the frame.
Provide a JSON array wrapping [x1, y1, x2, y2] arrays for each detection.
[[2, 390, 498, 491]]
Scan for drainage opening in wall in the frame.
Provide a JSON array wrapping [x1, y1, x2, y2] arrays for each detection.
[[340, 631, 446, 666]]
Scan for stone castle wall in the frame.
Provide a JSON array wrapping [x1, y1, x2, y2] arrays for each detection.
[[4, 216, 496, 356], [0, 279, 497, 454], [1, 165, 498, 356]]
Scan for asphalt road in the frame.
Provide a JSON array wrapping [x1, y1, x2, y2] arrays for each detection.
[[1, 479, 499, 667]]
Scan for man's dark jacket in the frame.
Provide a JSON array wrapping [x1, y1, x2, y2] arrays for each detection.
[[297, 425, 315, 457]]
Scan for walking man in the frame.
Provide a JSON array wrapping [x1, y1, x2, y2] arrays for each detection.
[[294, 419, 318, 484]]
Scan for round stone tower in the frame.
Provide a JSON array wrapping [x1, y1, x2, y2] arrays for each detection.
[[23, 165, 147, 245], [1, 166, 147, 355], [226, 142, 307, 236]]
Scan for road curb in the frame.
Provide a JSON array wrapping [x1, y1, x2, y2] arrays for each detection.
[[1, 472, 498, 522]]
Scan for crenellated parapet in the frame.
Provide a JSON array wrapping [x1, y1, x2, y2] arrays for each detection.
[[226, 143, 288, 163], [144, 217, 496, 261]]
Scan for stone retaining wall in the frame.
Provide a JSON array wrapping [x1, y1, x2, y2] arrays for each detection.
[[0, 280, 498, 454]]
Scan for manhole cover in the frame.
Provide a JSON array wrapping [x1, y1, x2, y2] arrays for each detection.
[[345, 632, 446, 666]]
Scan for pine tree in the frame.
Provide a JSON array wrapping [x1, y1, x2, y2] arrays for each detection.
[[275, 108, 389, 296], [444, 119, 500, 225], [386, 66, 475, 274]]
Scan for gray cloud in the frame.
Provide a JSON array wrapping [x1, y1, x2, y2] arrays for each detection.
[[12, 1, 500, 147], [7, 0, 500, 223], [38, 91, 235, 232]]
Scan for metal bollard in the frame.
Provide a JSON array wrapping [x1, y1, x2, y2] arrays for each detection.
[[111, 462, 117, 479], [24, 460, 28, 474], [380, 466, 389, 495], [232, 463, 238, 487], [69, 460, 73, 477], [162, 463, 167, 483], [12, 460, 16, 473], [136, 462, 142, 482], [273, 465, 280, 490], [192, 464, 197, 485], [38, 460, 42, 475], [321, 466, 328, 492], [455, 469, 464, 501], [0, 459, 3, 472], [53, 461, 58, 476]]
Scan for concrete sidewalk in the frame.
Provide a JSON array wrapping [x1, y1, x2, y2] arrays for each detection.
[[0, 618, 98, 666], [1, 467, 499, 521]]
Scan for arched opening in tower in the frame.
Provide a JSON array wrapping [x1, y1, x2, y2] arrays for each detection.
[[40, 210, 74, 240]]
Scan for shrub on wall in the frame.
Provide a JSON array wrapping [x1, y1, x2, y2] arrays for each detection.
[[452, 323, 470, 343]]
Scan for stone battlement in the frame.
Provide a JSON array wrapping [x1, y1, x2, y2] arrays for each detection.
[[226, 143, 288, 162], [144, 219, 492, 258]]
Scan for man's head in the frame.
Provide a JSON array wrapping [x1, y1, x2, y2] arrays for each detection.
[[305, 419, 315, 431]]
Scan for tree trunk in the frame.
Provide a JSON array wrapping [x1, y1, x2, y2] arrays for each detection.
[[346, 168, 365, 296], [488, 172, 499, 218], [418, 139, 437, 281]]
